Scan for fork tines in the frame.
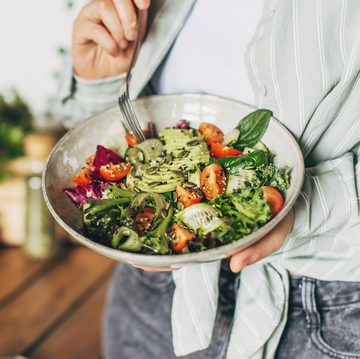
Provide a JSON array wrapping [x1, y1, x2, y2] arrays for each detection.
[[118, 90, 146, 144]]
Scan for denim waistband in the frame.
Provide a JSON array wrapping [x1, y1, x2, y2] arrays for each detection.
[[289, 276, 360, 309]]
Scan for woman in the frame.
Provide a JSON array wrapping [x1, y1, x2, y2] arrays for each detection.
[[61, 0, 360, 358]]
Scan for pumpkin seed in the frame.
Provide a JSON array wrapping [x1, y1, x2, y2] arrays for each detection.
[[172, 192, 178, 203], [244, 166, 255, 170], [186, 139, 200, 146], [196, 190, 204, 198], [183, 182, 197, 188], [170, 170, 184, 177], [146, 166, 160, 175], [177, 150, 189, 158], [166, 201, 171, 210], [165, 154, 172, 164], [177, 202, 184, 210], [147, 181, 161, 187], [155, 156, 166, 165], [218, 209, 223, 218], [161, 209, 168, 219], [134, 187, 141, 193]]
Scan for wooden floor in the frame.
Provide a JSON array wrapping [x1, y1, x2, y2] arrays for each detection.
[[0, 246, 116, 359]]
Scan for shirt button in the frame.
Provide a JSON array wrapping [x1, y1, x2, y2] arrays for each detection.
[[260, 85, 267, 97], [268, 9, 276, 19]]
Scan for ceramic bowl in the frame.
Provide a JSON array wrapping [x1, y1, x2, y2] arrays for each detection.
[[43, 94, 304, 268]]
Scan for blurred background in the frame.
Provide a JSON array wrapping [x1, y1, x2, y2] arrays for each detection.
[[0, 2, 116, 358], [0, 0, 87, 246]]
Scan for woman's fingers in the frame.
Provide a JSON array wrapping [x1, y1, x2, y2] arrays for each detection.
[[230, 209, 294, 273], [76, 0, 150, 47], [229, 231, 283, 273], [73, 18, 120, 56], [134, 0, 151, 10], [97, 0, 128, 48], [112, 0, 138, 41]]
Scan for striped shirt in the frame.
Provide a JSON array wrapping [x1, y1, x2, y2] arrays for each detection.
[[61, 1, 360, 358]]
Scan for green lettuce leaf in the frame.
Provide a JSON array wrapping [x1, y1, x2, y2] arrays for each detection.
[[230, 188, 272, 225]]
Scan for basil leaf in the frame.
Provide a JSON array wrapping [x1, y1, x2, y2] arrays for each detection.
[[233, 109, 272, 151], [207, 150, 267, 175]]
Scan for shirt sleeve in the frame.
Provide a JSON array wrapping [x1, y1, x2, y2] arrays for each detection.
[[58, 57, 125, 129]]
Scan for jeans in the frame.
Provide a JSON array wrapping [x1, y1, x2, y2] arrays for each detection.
[[103, 263, 360, 359], [275, 276, 360, 359]]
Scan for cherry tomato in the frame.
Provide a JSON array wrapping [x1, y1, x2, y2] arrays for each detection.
[[99, 162, 131, 181], [85, 154, 95, 167], [125, 131, 148, 147], [200, 164, 226, 199], [72, 167, 94, 185], [171, 223, 196, 251], [175, 185, 202, 208], [261, 186, 284, 216], [125, 133, 138, 146], [135, 208, 155, 235], [199, 122, 224, 146], [211, 143, 243, 159]]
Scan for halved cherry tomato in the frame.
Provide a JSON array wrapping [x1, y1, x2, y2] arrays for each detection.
[[85, 154, 95, 167], [261, 186, 284, 216], [199, 122, 224, 146], [200, 164, 226, 199], [171, 223, 196, 251], [125, 131, 148, 147], [135, 208, 155, 235], [175, 185, 202, 208], [125, 133, 138, 147], [211, 143, 243, 159], [72, 167, 94, 185], [99, 162, 131, 181]]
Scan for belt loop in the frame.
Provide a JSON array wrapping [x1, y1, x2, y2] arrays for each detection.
[[301, 277, 320, 329]]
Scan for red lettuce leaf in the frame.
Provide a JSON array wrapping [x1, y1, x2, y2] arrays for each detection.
[[91, 145, 123, 180]]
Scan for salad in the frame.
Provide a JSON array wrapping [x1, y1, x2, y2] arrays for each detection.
[[64, 109, 290, 255]]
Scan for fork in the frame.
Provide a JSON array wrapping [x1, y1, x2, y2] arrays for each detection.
[[118, 9, 146, 144]]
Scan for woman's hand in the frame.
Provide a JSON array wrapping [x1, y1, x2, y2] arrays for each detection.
[[134, 208, 294, 273], [72, 0, 150, 80], [229, 208, 294, 273]]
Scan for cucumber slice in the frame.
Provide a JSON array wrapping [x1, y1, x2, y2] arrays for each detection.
[[130, 192, 169, 220], [243, 147, 256, 154], [221, 129, 240, 146], [112, 227, 142, 252], [176, 203, 224, 234], [82, 203, 91, 224], [253, 141, 269, 153], [125, 139, 164, 164], [126, 167, 137, 193], [188, 166, 201, 187], [225, 169, 255, 195]]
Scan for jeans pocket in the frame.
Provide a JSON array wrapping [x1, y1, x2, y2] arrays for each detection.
[[310, 302, 360, 358]]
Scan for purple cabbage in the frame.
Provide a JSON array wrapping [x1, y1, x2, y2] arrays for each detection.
[[175, 119, 190, 129], [64, 181, 125, 209], [91, 145, 123, 180], [64, 182, 106, 209]]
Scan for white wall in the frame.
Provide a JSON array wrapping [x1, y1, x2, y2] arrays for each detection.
[[0, 0, 88, 118]]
